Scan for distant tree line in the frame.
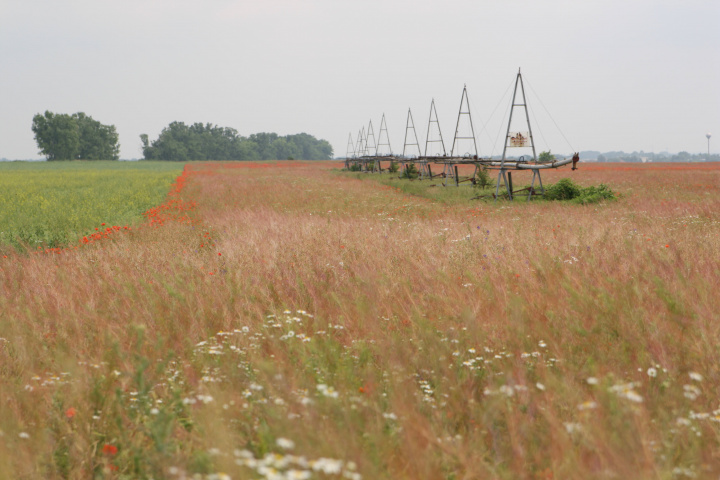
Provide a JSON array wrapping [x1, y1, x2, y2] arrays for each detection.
[[32, 111, 120, 160], [595, 151, 719, 163], [140, 122, 333, 161]]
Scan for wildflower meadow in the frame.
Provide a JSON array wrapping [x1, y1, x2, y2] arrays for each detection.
[[1, 160, 719, 479]]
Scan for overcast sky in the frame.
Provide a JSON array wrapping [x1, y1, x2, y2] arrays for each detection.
[[1, 0, 718, 159]]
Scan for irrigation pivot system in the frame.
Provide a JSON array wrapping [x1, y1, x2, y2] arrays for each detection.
[[345, 69, 580, 201]]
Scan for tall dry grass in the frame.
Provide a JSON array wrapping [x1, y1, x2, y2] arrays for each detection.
[[1, 161, 719, 479]]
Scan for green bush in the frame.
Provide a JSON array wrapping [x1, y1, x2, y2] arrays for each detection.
[[572, 183, 616, 204], [544, 178, 582, 200], [388, 161, 399, 173], [402, 163, 419, 179], [543, 178, 616, 204], [348, 163, 362, 172], [474, 166, 494, 189]]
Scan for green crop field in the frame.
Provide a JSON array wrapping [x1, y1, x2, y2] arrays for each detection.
[[0, 161, 184, 250]]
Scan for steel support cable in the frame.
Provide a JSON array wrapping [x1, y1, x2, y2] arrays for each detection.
[[528, 101, 550, 154], [525, 78, 575, 153], [466, 96, 484, 157], [473, 78, 515, 158], [492, 93, 513, 158]]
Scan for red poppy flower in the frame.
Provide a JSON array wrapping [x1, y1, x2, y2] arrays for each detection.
[[103, 444, 118, 455]]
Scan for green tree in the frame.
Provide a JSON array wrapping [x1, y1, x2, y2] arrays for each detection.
[[248, 132, 279, 159], [270, 138, 302, 160], [140, 124, 333, 161], [538, 150, 556, 163], [74, 112, 120, 160], [32, 111, 119, 160], [32, 112, 80, 161]]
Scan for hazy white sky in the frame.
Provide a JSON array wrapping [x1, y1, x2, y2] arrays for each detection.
[[1, 0, 718, 159]]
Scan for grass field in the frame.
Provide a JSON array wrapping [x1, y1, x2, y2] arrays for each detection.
[[1, 160, 719, 479], [0, 161, 184, 250]]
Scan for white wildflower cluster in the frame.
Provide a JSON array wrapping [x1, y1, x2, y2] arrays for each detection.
[[192, 310, 318, 365], [674, 414, 705, 438], [346, 395, 370, 412], [457, 344, 514, 372], [201, 366, 223, 383], [293, 388, 313, 406], [233, 449, 361, 480], [678, 408, 720, 426], [268, 311, 321, 342], [644, 364, 668, 378], [711, 409, 720, 423], [682, 384, 701, 401], [564, 422, 583, 434], [276, 437, 295, 450], [418, 379, 435, 404], [460, 356, 487, 369], [520, 352, 542, 359], [195, 339, 225, 355], [78, 360, 107, 370], [182, 394, 214, 405], [519, 344, 559, 368], [562, 256, 580, 265], [609, 382, 643, 403], [483, 384, 528, 398], [26, 371, 73, 390], [317, 384, 339, 399], [671, 466, 697, 478], [437, 434, 463, 444]]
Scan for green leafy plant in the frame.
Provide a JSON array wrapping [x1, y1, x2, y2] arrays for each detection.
[[544, 178, 616, 204], [388, 161, 399, 173], [544, 178, 582, 200], [572, 183, 616, 204], [402, 163, 419, 179], [474, 166, 494, 189]]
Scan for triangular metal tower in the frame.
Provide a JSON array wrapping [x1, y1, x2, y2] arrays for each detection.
[[450, 85, 478, 157], [346, 133, 355, 159], [501, 69, 537, 167], [496, 68, 538, 201], [403, 108, 422, 158], [425, 99, 447, 156], [356, 127, 366, 157], [376, 114, 392, 155], [353, 129, 360, 157], [345, 133, 355, 169], [365, 120, 377, 157]]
